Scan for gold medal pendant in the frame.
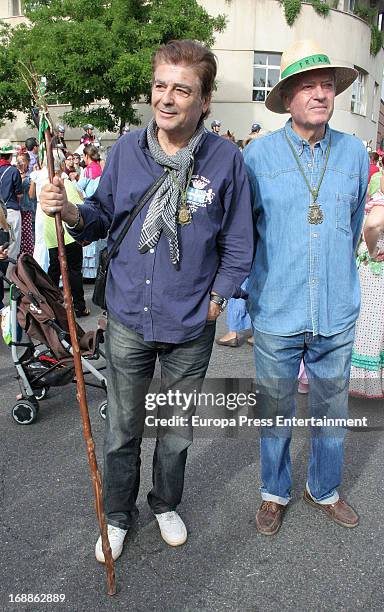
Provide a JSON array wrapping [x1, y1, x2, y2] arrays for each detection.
[[178, 207, 192, 225], [308, 202, 324, 225]]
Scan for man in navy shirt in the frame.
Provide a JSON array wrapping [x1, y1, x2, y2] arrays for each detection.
[[40, 39, 253, 562]]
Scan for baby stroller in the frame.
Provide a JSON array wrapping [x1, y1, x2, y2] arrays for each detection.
[[1, 253, 108, 424]]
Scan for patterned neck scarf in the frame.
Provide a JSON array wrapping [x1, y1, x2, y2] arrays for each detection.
[[138, 118, 205, 266]]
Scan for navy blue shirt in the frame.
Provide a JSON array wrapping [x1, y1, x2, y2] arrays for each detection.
[[0, 163, 22, 211], [70, 129, 253, 343]]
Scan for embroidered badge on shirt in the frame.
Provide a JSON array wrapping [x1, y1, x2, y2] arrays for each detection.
[[186, 175, 216, 213]]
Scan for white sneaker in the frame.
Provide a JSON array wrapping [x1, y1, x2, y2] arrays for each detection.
[[95, 524, 128, 563], [155, 511, 187, 546]]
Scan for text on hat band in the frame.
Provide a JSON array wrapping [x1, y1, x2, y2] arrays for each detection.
[[281, 54, 331, 79]]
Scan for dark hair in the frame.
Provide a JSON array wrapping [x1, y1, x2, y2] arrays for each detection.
[[25, 137, 38, 151], [83, 144, 100, 162], [222, 130, 235, 143], [152, 39, 217, 118], [0, 153, 12, 160], [17, 152, 30, 164], [370, 151, 380, 163]]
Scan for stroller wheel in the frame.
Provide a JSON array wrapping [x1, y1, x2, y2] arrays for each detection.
[[12, 399, 39, 425], [98, 399, 107, 420], [33, 386, 49, 401]]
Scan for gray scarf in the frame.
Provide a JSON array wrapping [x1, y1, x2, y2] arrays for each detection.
[[138, 118, 205, 266]]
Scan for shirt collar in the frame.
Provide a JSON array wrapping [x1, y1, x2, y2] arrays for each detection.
[[285, 118, 331, 156], [0, 159, 11, 167]]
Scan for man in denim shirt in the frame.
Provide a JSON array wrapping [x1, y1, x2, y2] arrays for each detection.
[[40, 40, 253, 561], [244, 40, 369, 535]]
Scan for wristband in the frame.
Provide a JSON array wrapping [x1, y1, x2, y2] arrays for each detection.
[[210, 293, 228, 312]]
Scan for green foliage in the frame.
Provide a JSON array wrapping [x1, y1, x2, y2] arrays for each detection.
[[280, 0, 383, 56], [310, 0, 330, 18], [280, 0, 331, 27], [1, 0, 226, 131], [280, 0, 302, 27], [0, 23, 33, 127], [353, 3, 383, 56], [370, 24, 383, 56], [353, 4, 376, 24]]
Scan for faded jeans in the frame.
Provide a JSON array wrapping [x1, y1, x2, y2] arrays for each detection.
[[103, 314, 216, 530], [253, 326, 355, 506]]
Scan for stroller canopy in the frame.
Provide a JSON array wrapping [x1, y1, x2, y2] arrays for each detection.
[[8, 254, 94, 360]]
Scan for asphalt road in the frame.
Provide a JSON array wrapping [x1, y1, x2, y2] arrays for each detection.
[[0, 285, 383, 612]]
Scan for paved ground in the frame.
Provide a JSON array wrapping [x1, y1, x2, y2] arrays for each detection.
[[0, 285, 383, 611]]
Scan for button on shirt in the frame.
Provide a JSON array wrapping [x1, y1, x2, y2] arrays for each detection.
[[69, 130, 253, 343], [243, 119, 369, 337]]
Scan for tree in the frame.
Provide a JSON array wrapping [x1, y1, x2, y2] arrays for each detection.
[[0, 23, 33, 125], [2, 0, 226, 132]]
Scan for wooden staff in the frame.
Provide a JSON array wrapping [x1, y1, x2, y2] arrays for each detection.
[[43, 128, 116, 595], [19, 62, 116, 594]]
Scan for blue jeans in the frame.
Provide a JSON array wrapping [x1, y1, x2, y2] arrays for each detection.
[[226, 278, 251, 332], [253, 327, 355, 506], [103, 315, 216, 530]]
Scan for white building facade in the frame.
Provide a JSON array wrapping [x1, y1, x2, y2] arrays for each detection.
[[0, 0, 384, 145], [198, 0, 384, 141]]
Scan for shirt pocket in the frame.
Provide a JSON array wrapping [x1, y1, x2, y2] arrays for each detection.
[[336, 193, 357, 235]]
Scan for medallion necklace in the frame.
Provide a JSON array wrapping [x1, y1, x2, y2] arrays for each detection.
[[285, 129, 331, 224]]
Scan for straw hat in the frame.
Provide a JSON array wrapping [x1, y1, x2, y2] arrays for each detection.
[[0, 140, 18, 155], [265, 40, 358, 114]]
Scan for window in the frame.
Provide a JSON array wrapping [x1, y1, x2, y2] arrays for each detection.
[[345, 0, 355, 12], [252, 52, 281, 102], [372, 82, 379, 121], [9, 0, 21, 16], [350, 68, 366, 115]]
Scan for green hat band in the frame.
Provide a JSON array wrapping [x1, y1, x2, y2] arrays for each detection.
[[0, 146, 14, 152], [281, 54, 331, 79]]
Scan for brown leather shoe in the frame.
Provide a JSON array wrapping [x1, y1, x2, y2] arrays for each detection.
[[303, 490, 359, 528], [255, 500, 286, 536]]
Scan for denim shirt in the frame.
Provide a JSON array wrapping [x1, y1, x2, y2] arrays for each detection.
[[243, 119, 369, 337], [69, 129, 253, 343]]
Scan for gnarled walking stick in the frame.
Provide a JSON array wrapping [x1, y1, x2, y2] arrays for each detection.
[[20, 64, 116, 596]]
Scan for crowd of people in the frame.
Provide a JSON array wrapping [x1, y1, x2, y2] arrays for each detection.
[[0, 124, 106, 314], [209, 118, 264, 150], [0, 36, 383, 566]]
